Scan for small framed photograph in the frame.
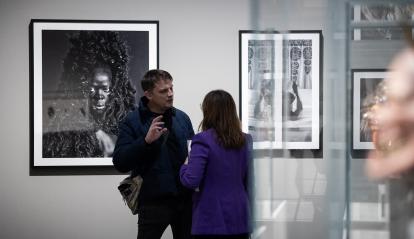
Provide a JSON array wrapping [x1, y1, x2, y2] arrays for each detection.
[[30, 19, 158, 167], [352, 69, 387, 150], [352, 3, 414, 41], [239, 30, 322, 149]]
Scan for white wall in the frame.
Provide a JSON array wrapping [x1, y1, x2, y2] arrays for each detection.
[[0, 0, 249, 238], [2, 0, 400, 238]]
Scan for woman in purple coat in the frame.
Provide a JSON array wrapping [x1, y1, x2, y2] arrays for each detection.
[[180, 90, 253, 239]]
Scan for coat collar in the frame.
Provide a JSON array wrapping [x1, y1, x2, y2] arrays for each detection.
[[138, 96, 176, 120]]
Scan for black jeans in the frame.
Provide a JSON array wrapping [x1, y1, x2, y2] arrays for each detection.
[[137, 197, 192, 239]]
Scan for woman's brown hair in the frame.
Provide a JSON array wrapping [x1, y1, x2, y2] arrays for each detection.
[[199, 90, 245, 148]]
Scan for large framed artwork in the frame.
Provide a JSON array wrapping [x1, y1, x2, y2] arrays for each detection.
[[239, 30, 322, 149], [352, 69, 387, 152], [30, 19, 158, 167]]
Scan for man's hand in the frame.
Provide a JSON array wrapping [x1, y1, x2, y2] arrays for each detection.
[[145, 115, 168, 144]]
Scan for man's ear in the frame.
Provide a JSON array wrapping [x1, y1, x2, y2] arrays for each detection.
[[144, 90, 152, 100]]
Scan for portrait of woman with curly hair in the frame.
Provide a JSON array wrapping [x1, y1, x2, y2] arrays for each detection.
[[38, 27, 156, 160]]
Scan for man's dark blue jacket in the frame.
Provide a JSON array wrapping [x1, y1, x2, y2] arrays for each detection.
[[113, 97, 194, 203]]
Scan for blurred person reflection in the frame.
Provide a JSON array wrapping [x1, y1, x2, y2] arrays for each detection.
[[365, 47, 414, 179], [364, 44, 414, 239]]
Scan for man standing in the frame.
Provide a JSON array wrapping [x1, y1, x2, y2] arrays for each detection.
[[113, 69, 194, 239]]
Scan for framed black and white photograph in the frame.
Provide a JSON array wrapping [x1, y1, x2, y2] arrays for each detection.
[[30, 19, 158, 167], [352, 3, 414, 41], [239, 30, 321, 149], [352, 69, 387, 150]]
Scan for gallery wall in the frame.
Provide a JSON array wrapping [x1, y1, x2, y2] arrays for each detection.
[[0, 0, 407, 238], [0, 0, 249, 238]]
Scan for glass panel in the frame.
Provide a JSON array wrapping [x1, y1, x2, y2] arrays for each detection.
[[248, 0, 414, 238], [348, 2, 414, 239], [248, 0, 348, 238]]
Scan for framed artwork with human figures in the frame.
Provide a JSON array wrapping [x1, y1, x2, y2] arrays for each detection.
[[29, 19, 158, 168], [352, 69, 388, 151], [239, 30, 322, 150], [351, 3, 414, 41]]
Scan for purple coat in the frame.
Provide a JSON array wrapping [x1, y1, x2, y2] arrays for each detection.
[[180, 129, 252, 235]]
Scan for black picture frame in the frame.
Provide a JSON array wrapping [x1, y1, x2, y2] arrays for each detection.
[[239, 30, 322, 150], [351, 3, 414, 41], [352, 69, 388, 158], [29, 19, 158, 172]]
